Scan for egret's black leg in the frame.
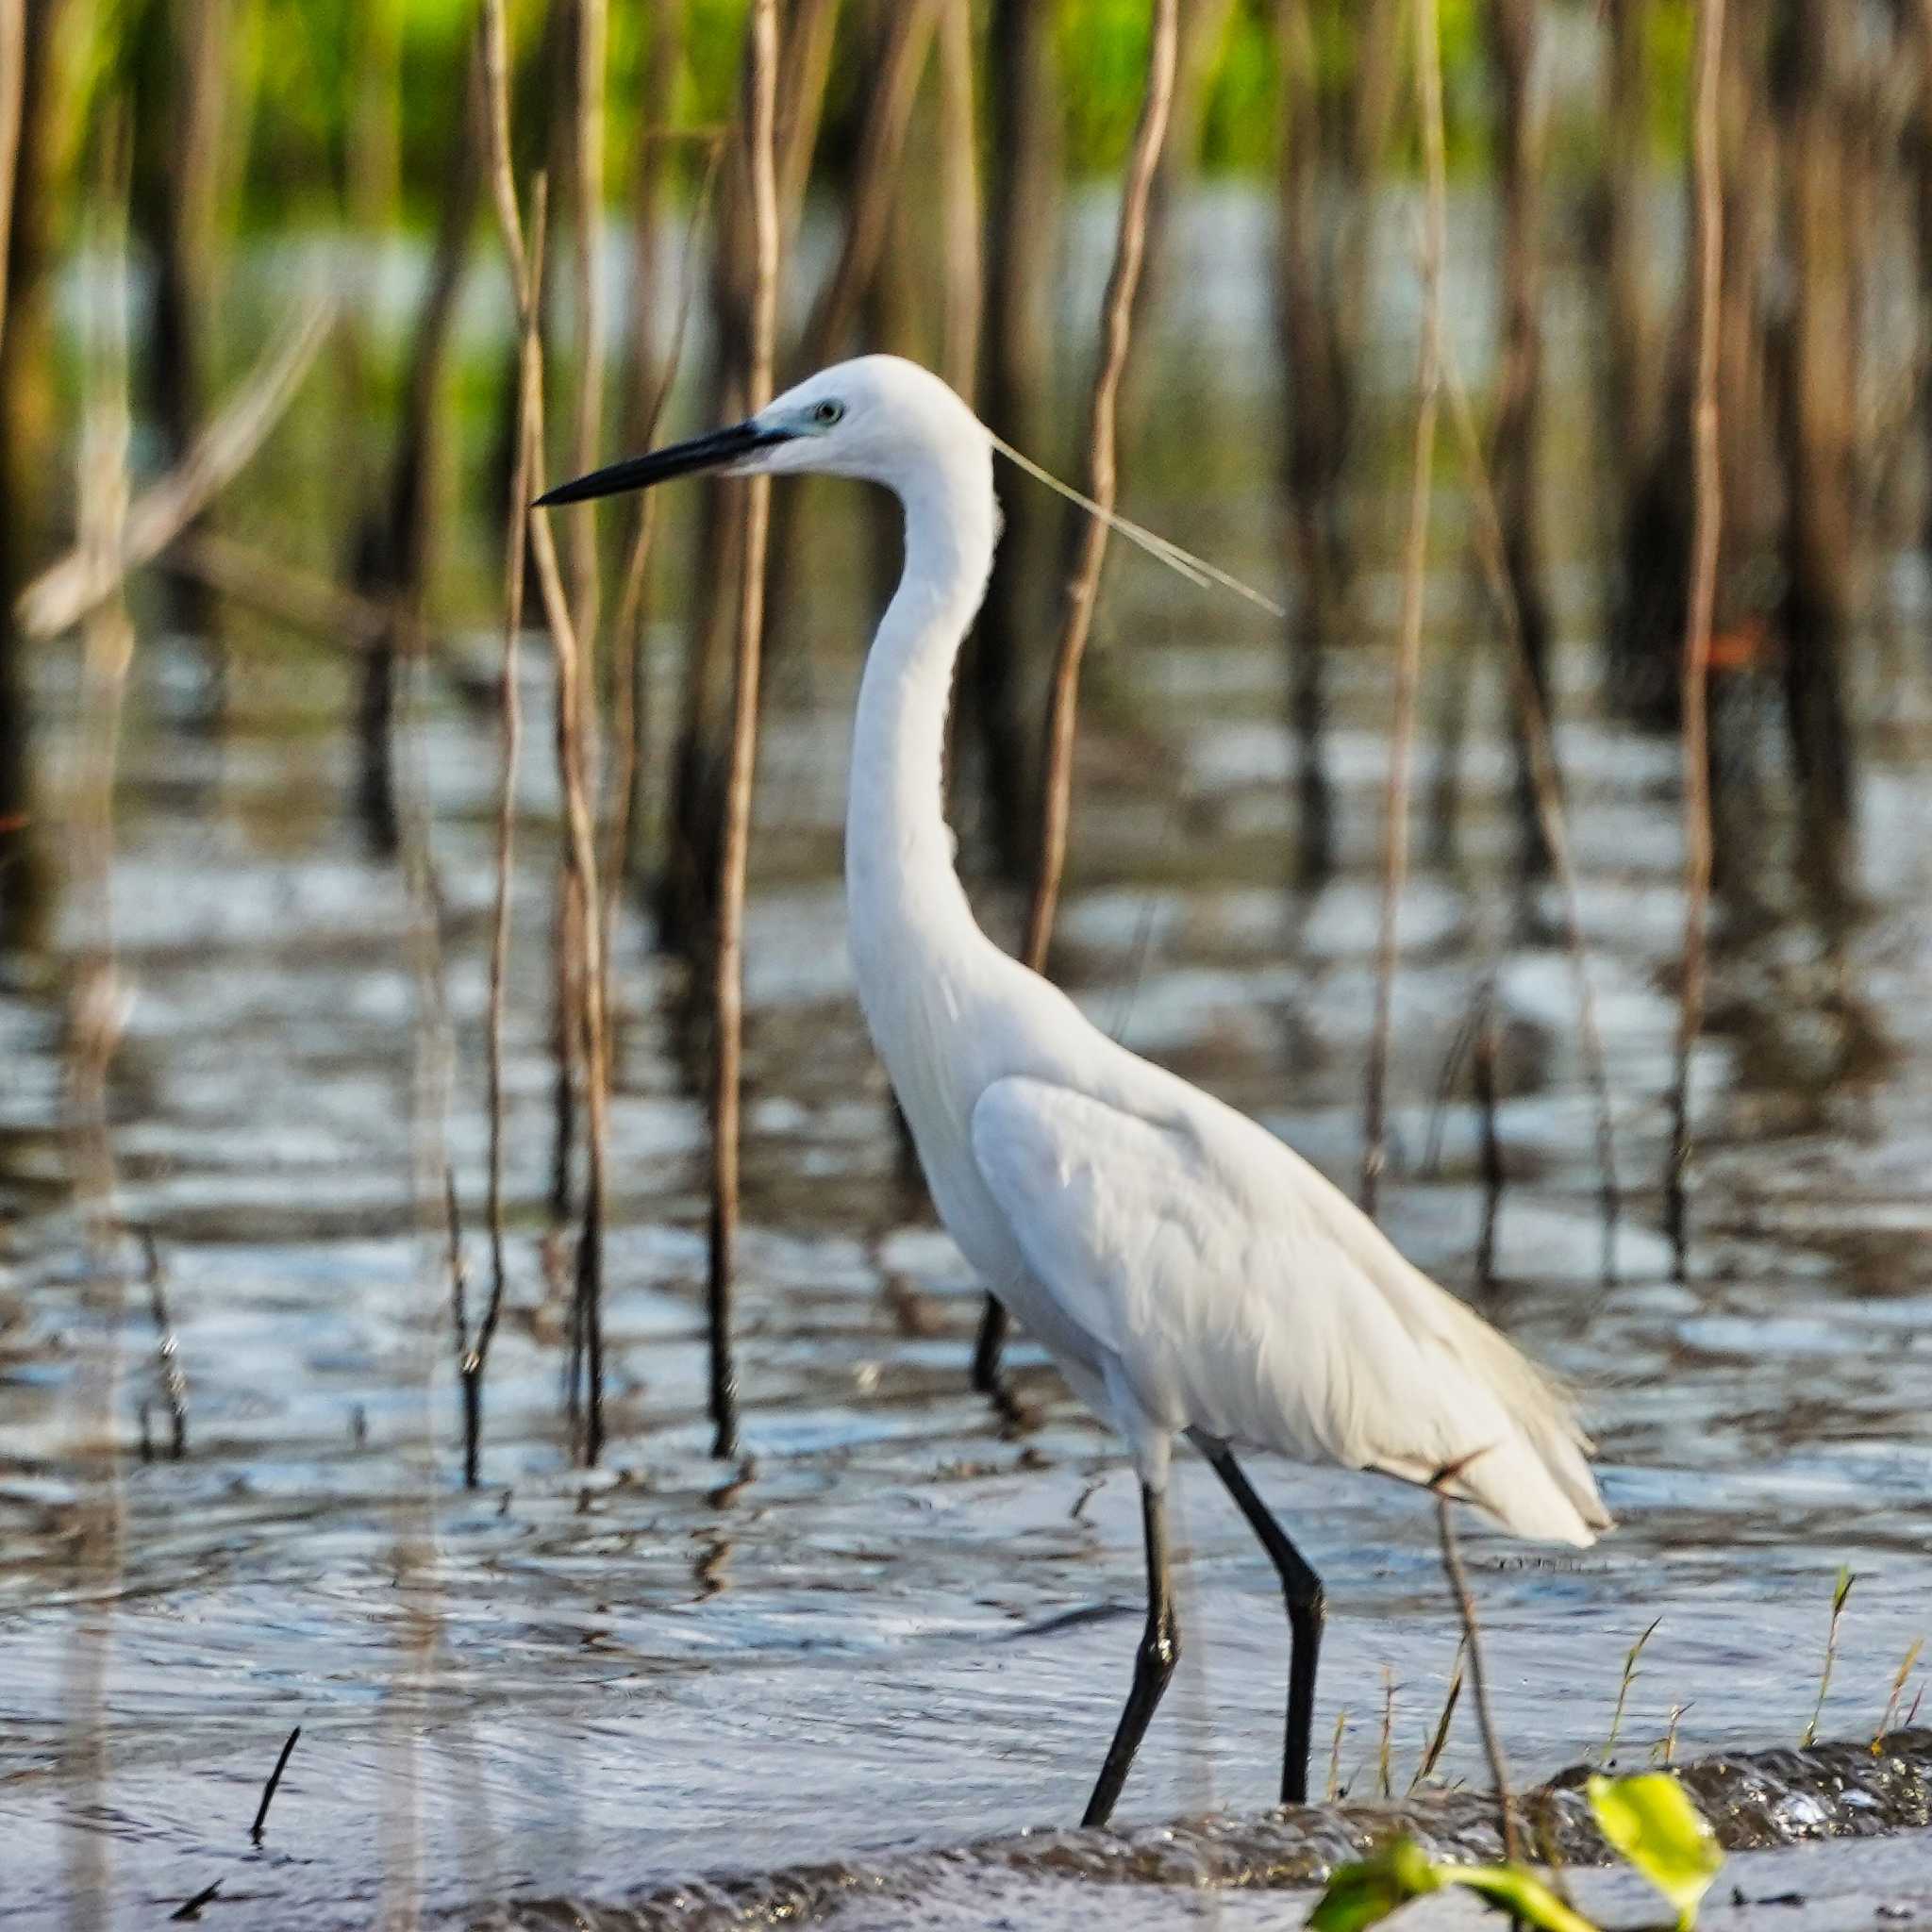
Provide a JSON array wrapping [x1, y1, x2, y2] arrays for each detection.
[[1082, 1481, 1179, 1829], [971, 1294, 1008, 1396], [1198, 1437, 1325, 1807]]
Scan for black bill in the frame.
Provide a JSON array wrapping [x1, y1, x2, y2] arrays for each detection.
[[534, 420, 794, 508]]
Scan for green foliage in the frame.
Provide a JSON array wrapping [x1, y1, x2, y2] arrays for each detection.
[[1447, 1864, 1600, 1932], [1306, 1773, 1724, 1932], [76, 0, 1713, 235], [1599, 1615, 1662, 1760], [1056, 0, 1181, 175], [1307, 1838, 1442, 1932], [1307, 1836, 1593, 1932], [1587, 1773, 1724, 1931], [1801, 1563, 1856, 1749], [1195, 7, 1274, 174]]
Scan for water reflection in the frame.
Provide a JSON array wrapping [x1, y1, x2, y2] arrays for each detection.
[[5, 234, 1932, 1932]]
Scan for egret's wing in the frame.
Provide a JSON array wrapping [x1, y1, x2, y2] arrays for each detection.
[[969, 1074, 1609, 1547]]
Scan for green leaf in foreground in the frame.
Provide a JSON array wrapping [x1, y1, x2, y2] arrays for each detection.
[[1307, 1837, 1596, 1932], [1451, 1864, 1601, 1932], [1307, 1839, 1441, 1932], [1587, 1772, 1724, 1930]]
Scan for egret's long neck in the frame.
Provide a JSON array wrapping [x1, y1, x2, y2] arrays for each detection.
[[845, 443, 998, 977]]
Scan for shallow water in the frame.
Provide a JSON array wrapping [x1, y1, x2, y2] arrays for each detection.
[[482, 1731, 1932, 1928], [8, 202, 1932, 1928]]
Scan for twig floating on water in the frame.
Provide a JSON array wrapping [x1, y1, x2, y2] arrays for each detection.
[[169, 1880, 223, 1922], [249, 1724, 301, 1844]]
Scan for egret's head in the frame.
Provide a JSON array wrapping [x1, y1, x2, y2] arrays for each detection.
[[535, 354, 985, 508]]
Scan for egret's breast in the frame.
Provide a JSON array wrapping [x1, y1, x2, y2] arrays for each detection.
[[853, 950, 1106, 1379]]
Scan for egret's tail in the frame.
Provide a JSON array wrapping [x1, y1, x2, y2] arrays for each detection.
[[1370, 1277, 1615, 1548], [1444, 1413, 1610, 1548], [1375, 1417, 1611, 1548]]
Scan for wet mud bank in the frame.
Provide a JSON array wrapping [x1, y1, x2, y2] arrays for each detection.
[[475, 1730, 1932, 1929]]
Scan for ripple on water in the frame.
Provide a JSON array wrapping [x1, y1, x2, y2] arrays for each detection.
[[8, 240, 1932, 1928]]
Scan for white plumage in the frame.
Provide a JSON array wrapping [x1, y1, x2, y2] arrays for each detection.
[[540, 350, 1612, 1829], [972, 1070, 1606, 1545]]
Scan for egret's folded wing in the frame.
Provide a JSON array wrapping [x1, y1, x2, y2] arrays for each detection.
[[968, 1073, 1608, 1547]]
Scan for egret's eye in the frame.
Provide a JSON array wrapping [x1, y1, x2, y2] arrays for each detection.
[[811, 399, 844, 427]]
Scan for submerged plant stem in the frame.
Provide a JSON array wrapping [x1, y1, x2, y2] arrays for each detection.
[[1360, 0, 1445, 1218], [482, 0, 613, 1468], [708, 0, 781, 1461], [1665, 0, 1725, 1278]]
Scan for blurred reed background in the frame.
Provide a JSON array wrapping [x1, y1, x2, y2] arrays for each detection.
[[0, 0, 1919, 1470]]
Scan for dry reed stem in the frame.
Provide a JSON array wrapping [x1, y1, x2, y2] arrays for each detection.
[[1376, 1664, 1397, 1798], [383, 268, 470, 1927], [19, 292, 334, 641], [1665, 0, 1725, 1277], [1359, 0, 1446, 1216], [1437, 1496, 1521, 1864], [479, 4, 527, 295], [593, 124, 721, 1433], [1482, 0, 1554, 880], [1410, 1640, 1465, 1790], [607, 135, 725, 908], [936, 0, 981, 400], [0, 0, 22, 359], [167, 532, 466, 671], [351, 40, 485, 854], [1022, 0, 1179, 974], [71, 131, 134, 1301], [756, 2, 937, 671], [1440, 352, 1621, 1280], [569, 0, 608, 650], [1657, 1702, 1686, 1763], [1473, 989, 1504, 1288], [1874, 1637, 1924, 1750], [537, 417, 612, 1462], [169, 537, 497, 722], [63, 133, 136, 1928], [708, 0, 780, 1461], [483, 0, 615, 1466], [774, 0, 841, 234], [466, 179, 543, 1489], [980, 0, 1176, 1395], [793, 0, 939, 372]]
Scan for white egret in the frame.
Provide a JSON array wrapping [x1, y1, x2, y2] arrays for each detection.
[[538, 354, 1612, 1829]]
